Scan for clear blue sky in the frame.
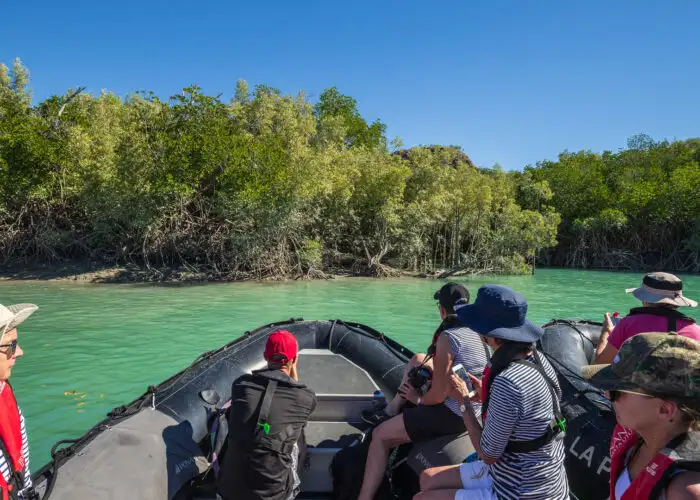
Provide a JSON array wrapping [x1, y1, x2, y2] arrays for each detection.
[[1, 0, 699, 169]]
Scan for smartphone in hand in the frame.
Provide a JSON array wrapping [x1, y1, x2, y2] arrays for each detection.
[[451, 363, 476, 398]]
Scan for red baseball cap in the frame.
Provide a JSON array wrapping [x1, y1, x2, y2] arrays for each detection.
[[264, 330, 298, 363]]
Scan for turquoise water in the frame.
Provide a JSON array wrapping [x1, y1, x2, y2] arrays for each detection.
[[1, 268, 698, 468]]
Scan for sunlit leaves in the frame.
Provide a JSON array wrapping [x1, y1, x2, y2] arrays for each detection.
[[0, 60, 565, 276]]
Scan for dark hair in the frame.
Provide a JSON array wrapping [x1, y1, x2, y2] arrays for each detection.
[[481, 340, 533, 416], [427, 314, 461, 356], [435, 283, 470, 314]]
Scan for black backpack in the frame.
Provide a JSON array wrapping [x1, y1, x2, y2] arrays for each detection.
[[330, 429, 413, 500]]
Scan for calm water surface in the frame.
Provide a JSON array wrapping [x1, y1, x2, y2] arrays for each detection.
[[1, 268, 698, 467]]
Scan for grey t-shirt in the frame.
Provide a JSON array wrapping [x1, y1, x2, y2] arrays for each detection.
[[442, 326, 490, 419]]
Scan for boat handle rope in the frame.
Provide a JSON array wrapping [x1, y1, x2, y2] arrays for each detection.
[[337, 320, 410, 362], [538, 350, 611, 411]]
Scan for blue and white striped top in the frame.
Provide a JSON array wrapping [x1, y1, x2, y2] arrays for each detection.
[[481, 353, 569, 500], [443, 326, 490, 420], [0, 387, 32, 498]]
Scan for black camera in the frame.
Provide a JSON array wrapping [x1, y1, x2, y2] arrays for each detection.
[[407, 366, 432, 395]]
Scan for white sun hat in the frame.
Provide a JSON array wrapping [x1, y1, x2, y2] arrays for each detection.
[[0, 303, 39, 343]]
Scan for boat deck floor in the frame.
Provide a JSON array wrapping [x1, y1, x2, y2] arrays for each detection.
[[297, 349, 379, 395], [296, 349, 380, 496]]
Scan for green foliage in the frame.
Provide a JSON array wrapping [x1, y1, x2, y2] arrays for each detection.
[[0, 59, 560, 278], [314, 87, 387, 150], [298, 239, 323, 270], [530, 137, 700, 271]]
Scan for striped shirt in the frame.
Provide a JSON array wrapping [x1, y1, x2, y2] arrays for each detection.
[[443, 326, 490, 420], [480, 353, 569, 500], [0, 403, 32, 498]]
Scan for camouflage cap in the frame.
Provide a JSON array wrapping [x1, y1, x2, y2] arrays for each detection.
[[582, 332, 700, 410]]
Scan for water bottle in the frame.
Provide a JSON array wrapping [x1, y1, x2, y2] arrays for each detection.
[[611, 312, 621, 327], [372, 390, 387, 411], [464, 451, 479, 463]]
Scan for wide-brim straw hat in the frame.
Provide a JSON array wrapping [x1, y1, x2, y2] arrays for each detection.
[[626, 272, 697, 308]]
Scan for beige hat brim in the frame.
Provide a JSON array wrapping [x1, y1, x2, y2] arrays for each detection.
[[581, 364, 609, 380], [626, 287, 698, 308], [0, 304, 38, 343], [581, 363, 637, 392]]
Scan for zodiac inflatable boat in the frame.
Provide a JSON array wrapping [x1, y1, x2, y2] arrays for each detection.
[[32, 318, 615, 500]]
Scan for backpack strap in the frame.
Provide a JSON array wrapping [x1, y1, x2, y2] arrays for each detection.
[[256, 380, 277, 437], [209, 400, 232, 477], [253, 381, 299, 455], [482, 339, 492, 366], [0, 436, 23, 500], [627, 306, 696, 332], [668, 315, 677, 333], [504, 352, 566, 454]]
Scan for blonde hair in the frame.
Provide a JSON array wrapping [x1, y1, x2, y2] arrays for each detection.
[[680, 405, 700, 431]]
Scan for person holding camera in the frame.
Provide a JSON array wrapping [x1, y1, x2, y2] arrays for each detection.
[[356, 283, 490, 500], [416, 285, 569, 500]]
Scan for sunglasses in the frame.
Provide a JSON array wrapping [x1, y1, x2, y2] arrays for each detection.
[[0, 339, 18, 358], [608, 389, 655, 402]]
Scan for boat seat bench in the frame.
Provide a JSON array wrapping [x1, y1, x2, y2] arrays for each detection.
[[298, 349, 380, 494]]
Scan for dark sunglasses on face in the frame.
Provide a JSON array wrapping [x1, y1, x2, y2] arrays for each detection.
[[0, 339, 18, 358], [608, 389, 655, 402]]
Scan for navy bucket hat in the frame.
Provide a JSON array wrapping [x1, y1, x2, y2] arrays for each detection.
[[455, 284, 543, 343]]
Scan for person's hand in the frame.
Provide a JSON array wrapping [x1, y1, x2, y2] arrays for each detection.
[[450, 373, 482, 402], [602, 313, 614, 336], [397, 382, 420, 405], [467, 372, 484, 402], [448, 374, 468, 401], [447, 376, 463, 402], [450, 373, 470, 399]]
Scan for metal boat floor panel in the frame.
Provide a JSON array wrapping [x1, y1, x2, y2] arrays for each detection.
[[298, 351, 378, 395], [304, 421, 369, 449]]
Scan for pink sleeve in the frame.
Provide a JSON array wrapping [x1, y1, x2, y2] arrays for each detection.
[[607, 318, 628, 350]]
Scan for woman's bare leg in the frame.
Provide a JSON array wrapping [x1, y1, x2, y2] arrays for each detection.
[[357, 415, 411, 500], [414, 490, 460, 500], [419, 465, 463, 491]]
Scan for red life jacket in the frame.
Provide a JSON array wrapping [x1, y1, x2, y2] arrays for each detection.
[[609, 424, 700, 500], [480, 364, 491, 424], [0, 383, 26, 500]]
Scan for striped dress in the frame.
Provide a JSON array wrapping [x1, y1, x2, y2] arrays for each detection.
[[442, 326, 491, 420], [480, 354, 569, 500], [0, 395, 32, 498]]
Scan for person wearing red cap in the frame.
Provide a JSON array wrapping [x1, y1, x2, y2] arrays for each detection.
[[217, 330, 317, 500]]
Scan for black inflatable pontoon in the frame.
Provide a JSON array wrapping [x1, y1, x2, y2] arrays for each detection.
[[32, 318, 617, 500], [539, 320, 616, 500], [32, 319, 473, 500]]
